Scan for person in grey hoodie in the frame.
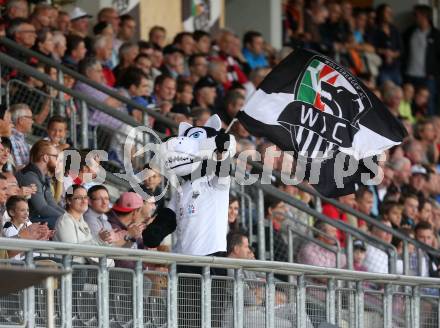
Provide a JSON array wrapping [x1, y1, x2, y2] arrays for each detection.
[[16, 139, 64, 229]]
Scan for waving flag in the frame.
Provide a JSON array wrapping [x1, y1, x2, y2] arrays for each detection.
[[237, 49, 407, 197]]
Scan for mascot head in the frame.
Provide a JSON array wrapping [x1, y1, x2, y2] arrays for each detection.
[[154, 114, 235, 177]]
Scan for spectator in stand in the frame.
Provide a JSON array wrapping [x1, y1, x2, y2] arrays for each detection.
[[84, 185, 124, 246], [16, 140, 64, 228], [416, 120, 438, 164], [129, 163, 164, 209], [93, 35, 115, 87], [108, 192, 146, 267], [390, 157, 412, 189], [52, 31, 67, 63], [74, 56, 124, 131], [242, 31, 268, 70], [0, 109, 13, 138], [93, 21, 114, 38], [353, 239, 368, 271], [173, 32, 194, 73], [54, 185, 112, 259], [148, 25, 167, 48], [212, 29, 248, 89], [263, 197, 289, 262], [115, 15, 136, 50], [117, 67, 150, 122], [412, 85, 430, 118], [97, 7, 119, 34], [297, 220, 346, 268], [113, 42, 139, 81], [29, 3, 52, 31], [370, 4, 402, 85], [322, 194, 356, 248], [403, 5, 440, 116], [68, 7, 92, 39], [174, 80, 193, 107], [383, 84, 403, 117], [404, 139, 424, 165], [63, 34, 87, 70], [9, 103, 33, 169], [3, 0, 29, 23], [134, 53, 153, 80], [399, 83, 415, 123], [188, 53, 208, 85], [33, 27, 54, 59], [0, 138, 13, 173], [152, 74, 176, 115], [56, 11, 70, 35], [418, 199, 434, 225], [6, 18, 36, 50], [208, 60, 228, 101], [193, 30, 211, 55], [45, 115, 70, 152], [370, 162, 395, 216], [415, 222, 440, 277], [401, 193, 419, 229], [353, 187, 371, 229], [193, 76, 217, 112], [402, 165, 429, 201], [228, 196, 240, 233], [320, 2, 351, 58], [364, 219, 393, 274], [160, 45, 185, 79], [149, 43, 164, 79], [381, 201, 403, 229], [243, 67, 270, 101]]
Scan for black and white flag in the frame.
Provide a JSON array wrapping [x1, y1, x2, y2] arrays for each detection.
[[237, 48, 407, 197]]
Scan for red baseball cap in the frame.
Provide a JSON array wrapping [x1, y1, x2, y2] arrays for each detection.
[[112, 192, 144, 213]]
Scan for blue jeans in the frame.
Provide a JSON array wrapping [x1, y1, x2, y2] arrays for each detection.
[[378, 66, 402, 86]]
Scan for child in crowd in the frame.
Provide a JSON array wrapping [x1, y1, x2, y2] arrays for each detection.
[[46, 115, 70, 152], [381, 201, 403, 229], [353, 239, 367, 271]]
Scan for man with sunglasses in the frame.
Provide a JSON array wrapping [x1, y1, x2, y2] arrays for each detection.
[[16, 139, 64, 229]]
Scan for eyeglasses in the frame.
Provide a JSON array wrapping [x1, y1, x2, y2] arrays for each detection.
[[46, 154, 58, 158], [22, 115, 33, 120], [72, 196, 89, 201]]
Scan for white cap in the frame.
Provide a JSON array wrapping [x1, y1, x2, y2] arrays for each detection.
[[411, 164, 428, 176], [69, 7, 92, 21]]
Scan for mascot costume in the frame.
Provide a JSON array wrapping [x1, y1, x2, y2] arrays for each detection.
[[142, 114, 236, 258]]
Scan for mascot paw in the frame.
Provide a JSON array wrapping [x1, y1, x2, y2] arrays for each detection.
[[215, 131, 230, 153], [143, 208, 177, 248]]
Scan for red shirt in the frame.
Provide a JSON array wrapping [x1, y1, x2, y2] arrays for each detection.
[[102, 66, 116, 87], [322, 203, 348, 248]]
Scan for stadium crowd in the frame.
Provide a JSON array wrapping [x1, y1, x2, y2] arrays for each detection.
[[0, 0, 439, 289]]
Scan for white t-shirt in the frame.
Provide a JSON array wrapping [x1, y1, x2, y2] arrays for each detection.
[[3, 220, 32, 260], [169, 174, 230, 256]]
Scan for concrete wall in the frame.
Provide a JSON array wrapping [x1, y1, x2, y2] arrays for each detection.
[[225, 0, 282, 49]]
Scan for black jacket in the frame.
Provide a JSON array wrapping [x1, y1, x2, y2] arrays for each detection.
[[403, 25, 440, 78]]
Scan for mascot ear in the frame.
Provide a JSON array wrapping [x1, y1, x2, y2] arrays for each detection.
[[178, 121, 193, 136], [204, 114, 222, 131]]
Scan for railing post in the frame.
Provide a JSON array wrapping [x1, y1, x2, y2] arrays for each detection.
[[296, 275, 306, 328], [403, 240, 410, 275], [346, 233, 354, 270], [202, 266, 212, 328], [257, 188, 266, 260], [134, 260, 144, 328], [61, 255, 72, 328], [327, 278, 336, 324], [383, 284, 393, 328], [265, 272, 275, 328], [98, 257, 109, 328], [411, 286, 420, 328], [288, 229, 294, 283], [388, 249, 397, 274], [142, 112, 150, 164], [355, 281, 364, 328], [25, 251, 35, 328], [268, 218, 274, 261], [80, 100, 89, 148], [234, 268, 244, 328], [70, 99, 78, 148], [168, 262, 178, 328], [46, 276, 56, 328], [240, 185, 246, 231], [57, 70, 66, 116]]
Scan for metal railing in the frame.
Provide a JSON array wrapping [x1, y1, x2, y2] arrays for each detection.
[[0, 237, 439, 328]]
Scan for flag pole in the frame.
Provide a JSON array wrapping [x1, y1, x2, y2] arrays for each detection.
[[225, 118, 238, 133]]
